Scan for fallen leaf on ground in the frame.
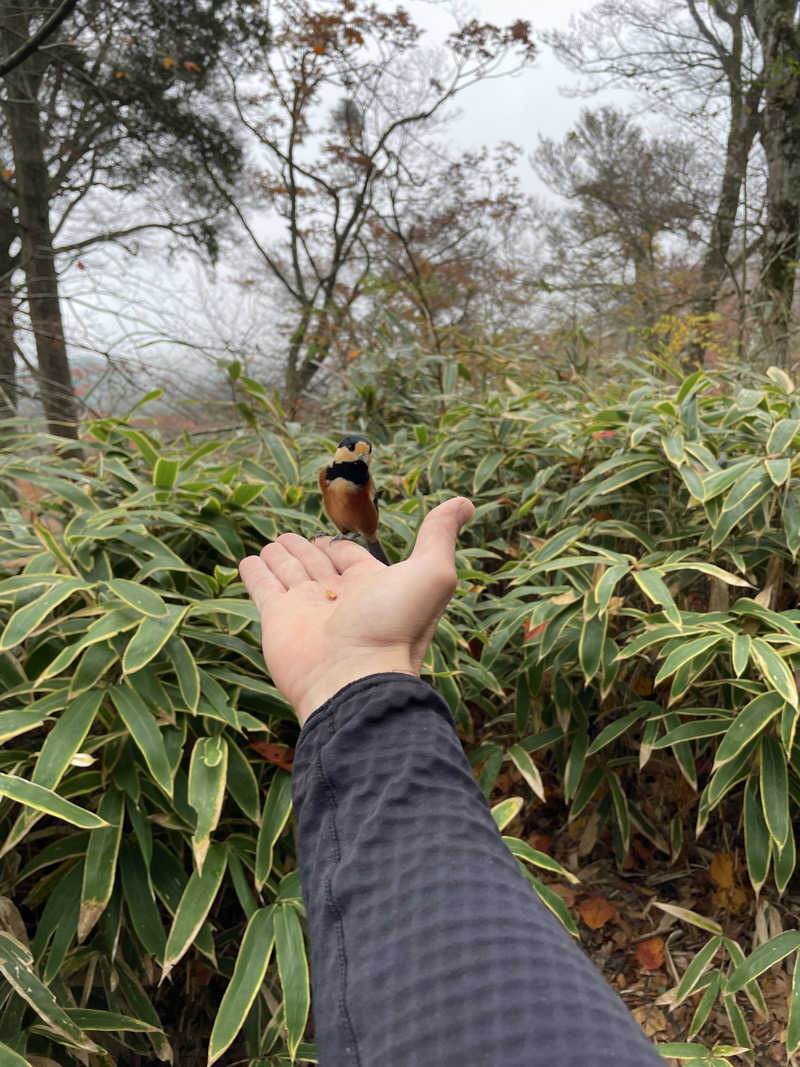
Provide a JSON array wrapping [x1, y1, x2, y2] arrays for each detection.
[[711, 885, 749, 914], [579, 895, 617, 930], [546, 883, 576, 908], [636, 937, 665, 970], [632, 1004, 668, 1037], [710, 851, 735, 888], [528, 833, 552, 852]]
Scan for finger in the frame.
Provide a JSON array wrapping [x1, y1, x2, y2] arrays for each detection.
[[259, 541, 312, 589], [411, 497, 474, 569], [239, 555, 285, 616], [275, 532, 339, 582], [314, 535, 376, 572]]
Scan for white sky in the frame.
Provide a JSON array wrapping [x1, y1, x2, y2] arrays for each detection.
[[58, 0, 632, 391], [400, 0, 628, 195]]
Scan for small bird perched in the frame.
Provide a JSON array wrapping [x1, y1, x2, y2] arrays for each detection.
[[319, 434, 390, 564]]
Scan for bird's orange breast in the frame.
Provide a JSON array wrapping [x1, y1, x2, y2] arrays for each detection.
[[319, 468, 379, 538]]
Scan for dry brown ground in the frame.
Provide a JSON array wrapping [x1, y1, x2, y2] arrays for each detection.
[[518, 798, 800, 1066]]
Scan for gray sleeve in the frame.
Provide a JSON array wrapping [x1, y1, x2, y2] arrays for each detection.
[[291, 673, 663, 1067]]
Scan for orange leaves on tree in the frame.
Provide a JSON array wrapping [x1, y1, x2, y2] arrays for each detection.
[[1, 169, 12, 181], [183, 60, 201, 73], [578, 895, 617, 930], [161, 56, 176, 69], [636, 937, 665, 970]]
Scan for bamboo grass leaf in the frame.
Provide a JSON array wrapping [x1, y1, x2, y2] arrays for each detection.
[[123, 605, 187, 675], [0, 578, 93, 650], [0, 932, 99, 1050], [106, 578, 169, 617], [713, 692, 784, 768], [109, 684, 174, 798], [744, 775, 771, 894], [79, 787, 125, 942], [490, 796, 524, 831], [750, 638, 797, 708], [506, 743, 545, 801], [727, 932, 800, 993], [503, 835, 579, 883], [161, 842, 227, 983], [255, 770, 293, 890], [760, 735, 790, 847], [274, 904, 310, 1061], [0, 773, 107, 830], [188, 736, 228, 873], [788, 951, 800, 1055], [208, 908, 275, 1065], [32, 688, 104, 789], [632, 569, 681, 627]]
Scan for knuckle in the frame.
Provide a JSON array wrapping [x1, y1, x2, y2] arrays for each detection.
[[433, 562, 457, 593]]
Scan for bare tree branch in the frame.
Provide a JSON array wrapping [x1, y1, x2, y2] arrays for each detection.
[[0, 0, 79, 77]]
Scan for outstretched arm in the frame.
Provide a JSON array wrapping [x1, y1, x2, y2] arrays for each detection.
[[239, 500, 662, 1066]]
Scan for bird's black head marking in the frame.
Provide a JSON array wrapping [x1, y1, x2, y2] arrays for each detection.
[[337, 434, 372, 452]]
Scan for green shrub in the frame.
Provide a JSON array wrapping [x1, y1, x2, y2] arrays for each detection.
[[3, 359, 800, 1063], [0, 396, 571, 1064]]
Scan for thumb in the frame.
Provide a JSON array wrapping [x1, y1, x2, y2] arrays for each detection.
[[411, 497, 474, 567]]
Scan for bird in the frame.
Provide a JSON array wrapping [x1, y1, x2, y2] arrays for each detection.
[[318, 434, 390, 564]]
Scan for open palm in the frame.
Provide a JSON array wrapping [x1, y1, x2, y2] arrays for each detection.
[[238, 497, 474, 724]]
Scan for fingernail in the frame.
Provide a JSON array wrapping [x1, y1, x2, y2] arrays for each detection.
[[458, 500, 474, 525]]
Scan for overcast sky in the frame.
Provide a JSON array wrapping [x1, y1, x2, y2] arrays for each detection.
[[399, 0, 629, 196], [60, 0, 634, 388]]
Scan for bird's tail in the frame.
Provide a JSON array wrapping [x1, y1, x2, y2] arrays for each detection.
[[366, 538, 390, 565]]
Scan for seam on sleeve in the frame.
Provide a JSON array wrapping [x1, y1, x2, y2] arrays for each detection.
[[315, 710, 362, 1065]]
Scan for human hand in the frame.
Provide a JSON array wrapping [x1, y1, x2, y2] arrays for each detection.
[[238, 497, 475, 725]]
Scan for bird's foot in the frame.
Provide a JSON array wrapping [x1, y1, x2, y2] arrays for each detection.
[[312, 530, 353, 543]]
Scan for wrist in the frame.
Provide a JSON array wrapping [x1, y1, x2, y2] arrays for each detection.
[[295, 654, 417, 725]]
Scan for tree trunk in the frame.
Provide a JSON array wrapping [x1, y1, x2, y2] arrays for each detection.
[[681, 0, 763, 366], [0, 196, 16, 423], [745, 0, 800, 367], [285, 307, 314, 416], [285, 303, 338, 416], [0, 285, 15, 422], [690, 85, 762, 365], [1, 8, 78, 439]]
